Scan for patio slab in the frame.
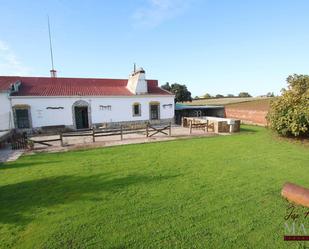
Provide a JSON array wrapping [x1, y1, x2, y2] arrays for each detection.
[[0, 148, 23, 163]]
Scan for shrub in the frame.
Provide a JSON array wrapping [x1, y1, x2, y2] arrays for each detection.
[[267, 74, 309, 137], [238, 92, 251, 97], [203, 93, 212, 99], [215, 94, 224, 98]]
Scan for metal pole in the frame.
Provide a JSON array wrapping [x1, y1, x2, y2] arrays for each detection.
[[60, 132, 64, 146], [120, 125, 123, 140], [47, 15, 55, 71], [169, 122, 171, 136]]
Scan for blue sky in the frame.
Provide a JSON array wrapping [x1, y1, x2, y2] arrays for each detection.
[[1, 0, 309, 96]]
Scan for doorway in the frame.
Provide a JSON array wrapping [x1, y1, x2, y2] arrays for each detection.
[[14, 106, 31, 129], [16, 109, 30, 128], [74, 106, 89, 129], [150, 103, 160, 120]]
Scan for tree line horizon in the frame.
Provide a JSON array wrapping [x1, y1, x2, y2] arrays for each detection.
[[161, 82, 275, 102]]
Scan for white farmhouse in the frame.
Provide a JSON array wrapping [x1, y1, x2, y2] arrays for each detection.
[[0, 68, 175, 131]]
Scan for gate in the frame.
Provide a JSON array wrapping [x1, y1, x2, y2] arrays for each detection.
[[10, 132, 28, 150]]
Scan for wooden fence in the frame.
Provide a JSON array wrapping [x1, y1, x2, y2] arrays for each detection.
[[181, 117, 214, 134], [10, 132, 28, 150], [12, 122, 172, 150], [146, 123, 172, 137]]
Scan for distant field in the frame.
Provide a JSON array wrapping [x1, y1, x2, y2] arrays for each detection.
[[186, 97, 272, 107], [226, 98, 273, 111]]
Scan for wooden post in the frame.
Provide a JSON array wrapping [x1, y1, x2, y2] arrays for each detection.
[[169, 122, 172, 136], [92, 128, 95, 142], [60, 132, 64, 147], [120, 125, 123, 140], [206, 120, 209, 132], [189, 120, 192, 134], [146, 122, 149, 137], [181, 117, 184, 127]]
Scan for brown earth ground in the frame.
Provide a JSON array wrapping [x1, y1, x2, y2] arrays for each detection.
[[186, 97, 271, 106], [224, 98, 273, 126], [225, 98, 272, 111]]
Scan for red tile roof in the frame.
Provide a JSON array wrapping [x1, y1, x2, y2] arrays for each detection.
[[0, 76, 172, 96], [0, 77, 15, 92]]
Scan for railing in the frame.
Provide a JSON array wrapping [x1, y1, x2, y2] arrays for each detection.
[[23, 122, 172, 149], [181, 117, 214, 134], [10, 132, 28, 150], [146, 123, 171, 137]]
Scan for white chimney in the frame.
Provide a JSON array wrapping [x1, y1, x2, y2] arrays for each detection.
[[50, 69, 57, 78], [127, 67, 148, 94]]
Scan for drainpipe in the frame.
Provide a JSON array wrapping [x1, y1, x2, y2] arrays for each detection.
[[8, 92, 14, 130]]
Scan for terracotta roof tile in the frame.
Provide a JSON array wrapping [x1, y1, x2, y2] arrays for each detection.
[[0, 76, 172, 96]]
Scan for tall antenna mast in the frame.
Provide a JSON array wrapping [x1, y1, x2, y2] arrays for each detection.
[[47, 15, 57, 77]]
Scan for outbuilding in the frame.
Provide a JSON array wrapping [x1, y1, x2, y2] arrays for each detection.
[[175, 104, 225, 125]]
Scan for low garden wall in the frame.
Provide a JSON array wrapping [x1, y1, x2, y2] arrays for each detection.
[[225, 108, 268, 126]]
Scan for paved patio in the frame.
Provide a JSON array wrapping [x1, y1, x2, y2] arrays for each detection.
[[0, 148, 23, 163], [0, 126, 230, 160]]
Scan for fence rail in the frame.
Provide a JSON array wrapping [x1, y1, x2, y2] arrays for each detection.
[[181, 117, 215, 134], [146, 123, 171, 137], [13, 122, 172, 150]]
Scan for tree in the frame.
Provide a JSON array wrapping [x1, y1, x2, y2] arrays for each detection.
[[203, 93, 212, 99], [194, 96, 200, 100], [266, 92, 275, 97], [161, 82, 171, 92], [238, 92, 252, 97], [215, 94, 224, 98], [161, 82, 192, 102], [267, 74, 309, 137], [226, 94, 234, 98]]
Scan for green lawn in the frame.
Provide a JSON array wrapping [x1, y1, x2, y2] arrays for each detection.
[[0, 126, 308, 249]]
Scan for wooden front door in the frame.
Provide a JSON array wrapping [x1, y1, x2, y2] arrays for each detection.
[[75, 106, 89, 129], [150, 104, 159, 120]]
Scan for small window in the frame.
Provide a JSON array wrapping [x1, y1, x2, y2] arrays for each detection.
[[132, 103, 141, 116]]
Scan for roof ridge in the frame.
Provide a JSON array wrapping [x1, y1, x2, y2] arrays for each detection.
[[0, 76, 170, 96], [0, 75, 159, 81]]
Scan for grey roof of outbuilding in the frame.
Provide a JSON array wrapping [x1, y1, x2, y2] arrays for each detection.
[[175, 104, 224, 110]]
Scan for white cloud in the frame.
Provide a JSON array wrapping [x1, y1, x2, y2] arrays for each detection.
[[0, 40, 31, 76], [132, 0, 193, 28]]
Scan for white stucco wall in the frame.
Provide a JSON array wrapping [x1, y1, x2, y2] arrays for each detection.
[[10, 95, 175, 128], [0, 92, 12, 130]]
